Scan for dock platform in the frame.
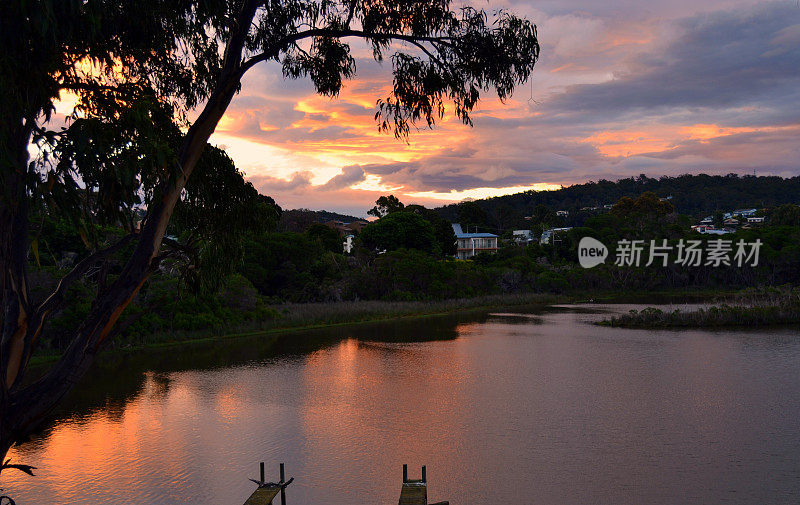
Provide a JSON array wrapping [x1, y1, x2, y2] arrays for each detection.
[[243, 462, 293, 505], [398, 464, 448, 505], [243, 486, 280, 505]]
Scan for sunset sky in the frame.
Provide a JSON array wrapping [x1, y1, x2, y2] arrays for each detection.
[[173, 1, 800, 215]]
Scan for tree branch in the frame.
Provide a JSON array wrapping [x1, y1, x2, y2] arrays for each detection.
[[344, 0, 358, 26], [0, 233, 137, 390], [1, 459, 36, 476], [404, 39, 449, 72], [239, 28, 456, 77], [59, 82, 128, 94], [37, 233, 137, 316], [220, 0, 262, 80]]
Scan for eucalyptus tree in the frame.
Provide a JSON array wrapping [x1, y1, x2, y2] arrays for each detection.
[[0, 0, 539, 472], [368, 194, 405, 218]]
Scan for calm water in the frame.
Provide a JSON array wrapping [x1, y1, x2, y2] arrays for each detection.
[[4, 304, 800, 504]]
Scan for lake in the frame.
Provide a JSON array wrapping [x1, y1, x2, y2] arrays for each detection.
[[4, 304, 800, 504]]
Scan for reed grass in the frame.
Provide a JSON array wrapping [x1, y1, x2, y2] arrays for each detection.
[[598, 286, 800, 328], [235, 293, 563, 333]]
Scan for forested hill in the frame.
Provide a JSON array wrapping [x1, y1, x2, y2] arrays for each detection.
[[278, 208, 364, 232], [436, 174, 800, 221]]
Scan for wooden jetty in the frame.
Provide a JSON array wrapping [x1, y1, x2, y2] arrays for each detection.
[[243, 462, 293, 505], [398, 464, 448, 505], [242, 461, 449, 505]]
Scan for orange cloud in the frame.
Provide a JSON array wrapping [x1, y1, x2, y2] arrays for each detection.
[[583, 127, 680, 157], [682, 123, 758, 141], [405, 184, 562, 201], [584, 123, 800, 158]]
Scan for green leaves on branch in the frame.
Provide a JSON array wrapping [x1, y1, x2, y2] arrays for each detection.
[[372, 7, 540, 138], [168, 146, 282, 293], [283, 36, 356, 97], [359, 211, 438, 255], [250, 1, 539, 138], [368, 195, 405, 218]]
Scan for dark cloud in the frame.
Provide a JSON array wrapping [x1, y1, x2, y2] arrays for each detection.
[[354, 151, 577, 192], [647, 127, 800, 164], [249, 172, 313, 193], [223, 2, 800, 214], [545, 3, 800, 121], [322, 165, 366, 190], [259, 125, 359, 143]]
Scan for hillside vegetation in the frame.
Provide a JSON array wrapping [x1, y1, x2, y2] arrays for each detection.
[[435, 174, 800, 233]]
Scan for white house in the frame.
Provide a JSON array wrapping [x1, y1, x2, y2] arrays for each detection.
[[343, 234, 355, 253], [540, 227, 572, 245], [747, 216, 765, 224], [692, 225, 734, 235], [512, 229, 534, 245], [452, 223, 498, 259]]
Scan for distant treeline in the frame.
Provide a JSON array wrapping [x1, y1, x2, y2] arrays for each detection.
[[435, 174, 800, 233], [26, 190, 800, 353], [278, 208, 364, 232]]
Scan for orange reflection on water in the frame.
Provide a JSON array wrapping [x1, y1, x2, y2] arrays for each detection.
[[5, 373, 206, 502], [298, 337, 470, 502]]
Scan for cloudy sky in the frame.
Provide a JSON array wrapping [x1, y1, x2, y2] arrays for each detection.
[[209, 0, 800, 216]]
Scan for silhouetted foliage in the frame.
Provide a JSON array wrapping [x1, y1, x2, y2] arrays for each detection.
[[359, 211, 438, 254], [436, 174, 800, 230], [368, 195, 405, 218], [307, 223, 343, 253], [457, 201, 489, 232], [770, 204, 800, 227], [279, 209, 361, 232], [405, 204, 456, 256]]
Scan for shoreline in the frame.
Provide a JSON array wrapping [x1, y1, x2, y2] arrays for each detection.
[[28, 287, 742, 366], [29, 293, 562, 366], [597, 287, 800, 328]]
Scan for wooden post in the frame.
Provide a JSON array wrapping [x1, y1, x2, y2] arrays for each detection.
[[398, 463, 427, 505], [243, 462, 293, 505], [279, 463, 286, 505], [421, 466, 426, 483]]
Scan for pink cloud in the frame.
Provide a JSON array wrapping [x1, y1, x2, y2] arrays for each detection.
[[205, 1, 800, 214]]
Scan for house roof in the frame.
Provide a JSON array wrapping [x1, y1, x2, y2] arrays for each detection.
[[452, 223, 497, 239], [457, 233, 498, 238]]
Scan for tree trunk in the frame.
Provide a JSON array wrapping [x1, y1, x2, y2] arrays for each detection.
[[0, 0, 260, 475], [0, 112, 35, 472], [0, 45, 246, 480]]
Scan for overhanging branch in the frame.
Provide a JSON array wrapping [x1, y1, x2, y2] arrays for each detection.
[[36, 233, 137, 316], [239, 27, 457, 77]]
